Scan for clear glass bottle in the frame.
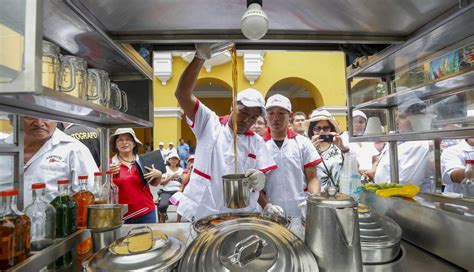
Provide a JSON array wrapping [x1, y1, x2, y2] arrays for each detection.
[[91, 172, 107, 204], [73, 176, 94, 254], [105, 170, 119, 204], [24, 183, 56, 251], [0, 189, 31, 270], [50, 180, 77, 269], [461, 159, 474, 201]]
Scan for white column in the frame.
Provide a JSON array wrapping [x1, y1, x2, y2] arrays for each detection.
[[153, 52, 173, 86], [243, 51, 265, 85]]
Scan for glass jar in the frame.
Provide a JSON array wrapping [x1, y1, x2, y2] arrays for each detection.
[[0, 189, 31, 270], [91, 172, 108, 204], [24, 183, 56, 251], [105, 170, 119, 204], [42, 40, 61, 90], [59, 55, 88, 99], [50, 180, 77, 269], [110, 83, 123, 110], [73, 176, 94, 254], [87, 69, 111, 107], [461, 159, 474, 201]]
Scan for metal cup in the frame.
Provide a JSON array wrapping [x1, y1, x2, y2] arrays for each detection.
[[222, 174, 251, 209]]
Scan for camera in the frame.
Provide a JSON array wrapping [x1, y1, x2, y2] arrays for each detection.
[[320, 134, 334, 142]]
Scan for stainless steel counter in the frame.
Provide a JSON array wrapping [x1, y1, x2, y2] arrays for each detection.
[[121, 220, 461, 271]]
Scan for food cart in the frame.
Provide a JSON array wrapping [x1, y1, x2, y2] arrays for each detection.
[[1, 0, 473, 270]]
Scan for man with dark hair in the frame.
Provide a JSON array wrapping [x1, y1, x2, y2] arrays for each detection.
[[291, 111, 307, 136]]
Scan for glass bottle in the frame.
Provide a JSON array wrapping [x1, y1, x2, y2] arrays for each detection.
[[105, 170, 119, 204], [50, 180, 77, 269], [73, 176, 94, 254], [24, 183, 56, 251], [91, 172, 107, 204], [0, 189, 31, 270], [461, 159, 474, 201]]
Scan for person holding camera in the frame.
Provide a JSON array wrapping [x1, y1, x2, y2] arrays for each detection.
[[304, 110, 349, 191]]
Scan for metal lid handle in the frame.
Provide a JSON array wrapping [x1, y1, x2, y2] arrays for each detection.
[[227, 234, 268, 267]]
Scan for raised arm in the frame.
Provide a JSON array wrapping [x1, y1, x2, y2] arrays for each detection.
[[175, 57, 205, 121]]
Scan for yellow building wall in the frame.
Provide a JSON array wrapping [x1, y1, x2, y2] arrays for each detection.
[[153, 52, 347, 147]]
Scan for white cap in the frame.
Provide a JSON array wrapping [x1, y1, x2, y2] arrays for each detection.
[[167, 150, 180, 161], [159, 141, 164, 146], [168, 141, 174, 146], [265, 94, 292, 112], [237, 88, 266, 116], [353, 110, 367, 120]]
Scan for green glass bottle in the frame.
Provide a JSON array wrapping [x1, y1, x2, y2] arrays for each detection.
[[50, 180, 77, 269]]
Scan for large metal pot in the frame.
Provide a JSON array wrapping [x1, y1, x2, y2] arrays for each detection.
[[192, 212, 290, 234], [358, 204, 402, 264], [84, 226, 186, 271], [222, 174, 251, 209], [87, 204, 127, 231], [179, 218, 318, 271]]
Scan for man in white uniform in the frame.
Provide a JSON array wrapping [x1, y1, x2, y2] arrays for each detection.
[[0, 117, 98, 206], [441, 138, 474, 193], [262, 95, 321, 217], [374, 102, 432, 191], [175, 48, 277, 220]]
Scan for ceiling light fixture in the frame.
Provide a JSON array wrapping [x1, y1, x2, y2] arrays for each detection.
[[241, 0, 268, 40]]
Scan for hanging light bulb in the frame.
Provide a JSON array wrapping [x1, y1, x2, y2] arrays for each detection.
[[241, 0, 268, 40]]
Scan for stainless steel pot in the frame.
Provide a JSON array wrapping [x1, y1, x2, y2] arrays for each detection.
[[179, 218, 318, 271], [87, 204, 127, 231], [358, 204, 402, 264], [305, 191, 362, 272], [84, 226, 186, 271], [222, 174, 250, 209], [91, 227, 121, 253], [192, 212, 290, 234]]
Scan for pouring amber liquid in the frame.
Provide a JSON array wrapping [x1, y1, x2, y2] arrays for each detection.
[[231, 47, 238, 174]]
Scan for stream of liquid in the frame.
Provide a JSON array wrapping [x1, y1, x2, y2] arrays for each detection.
[[231, 47, 238, 174]]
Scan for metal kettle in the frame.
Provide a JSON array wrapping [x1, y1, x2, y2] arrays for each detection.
[[304, 188, 362, 272]]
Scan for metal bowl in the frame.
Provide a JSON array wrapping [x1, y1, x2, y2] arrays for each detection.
[[87, 204, 127, 231], [192, 212, 290, 234]]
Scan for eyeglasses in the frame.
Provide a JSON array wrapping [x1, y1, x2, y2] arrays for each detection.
[[313, 126, 332, 132]]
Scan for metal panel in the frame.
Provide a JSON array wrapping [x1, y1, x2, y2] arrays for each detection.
[[72, 0, 456, 38], [348, 127, 474, 142], [42, 0, 152, 79], [347, 3, 474, 77], [361, 191, 474, 270]]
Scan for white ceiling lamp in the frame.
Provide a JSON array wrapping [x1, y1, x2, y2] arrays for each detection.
[[241, 0, 268, 40]]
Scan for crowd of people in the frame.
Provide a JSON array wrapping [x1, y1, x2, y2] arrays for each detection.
[[1, 46, 472, 225]]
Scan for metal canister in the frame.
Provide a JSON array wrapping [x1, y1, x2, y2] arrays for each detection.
[[222, 174, 250, 209], [305, 190, 362, 272]]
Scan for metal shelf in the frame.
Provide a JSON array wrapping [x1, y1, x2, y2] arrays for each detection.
[[346, 4, 474, 78], [10, 229, 89, 272], [353, 70, 474, 109], [348, 127, 473, 142], [0, 87, 153, 128]]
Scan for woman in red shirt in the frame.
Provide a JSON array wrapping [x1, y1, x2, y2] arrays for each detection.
[[109, 128, 162, 223]]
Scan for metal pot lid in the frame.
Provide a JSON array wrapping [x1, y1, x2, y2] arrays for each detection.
[[192, 212, 290, 233], [307, 192, 357, 208], [179, 218, 318, 272], [358, 205, 402, 248], [85, 226, 186, 271]]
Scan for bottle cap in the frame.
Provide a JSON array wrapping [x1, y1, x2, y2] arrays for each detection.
[[466, 160, 474, 164], [78, 175, 89, 179], [57, 179, 69, 185], [0, 189, 18, 196], [105, 170, 114, 174], [94, 172, 102, 176], [32, 183, 46, 189]]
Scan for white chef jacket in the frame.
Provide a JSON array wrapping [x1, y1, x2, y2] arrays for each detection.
[[374, 141, 431, 192], [341, 132, 379, 170], [263, 128, 321, 217], [0, 129, 98, 206], [177, 100, 277, 220], [440, 140, 474, 193]]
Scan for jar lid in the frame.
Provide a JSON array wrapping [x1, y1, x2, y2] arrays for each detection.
[[307, 192, 357, 208], [32, 183, 46, 189], [179, 218, 318, 271], [78, 175, 88, 179], [0, 189, 18, 196], [57, 179, 69, 185], [94, 172, 102, 176]]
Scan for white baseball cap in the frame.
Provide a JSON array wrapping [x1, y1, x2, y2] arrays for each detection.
[[237, 88, 266, 116], [159, 141, 164, 146], [353, 110, 367, 120], [265, 94, 292, 112]]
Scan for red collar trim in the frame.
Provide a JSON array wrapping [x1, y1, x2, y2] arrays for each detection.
[[263, 128, 298, 141], [219, 115, 254, 136]]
